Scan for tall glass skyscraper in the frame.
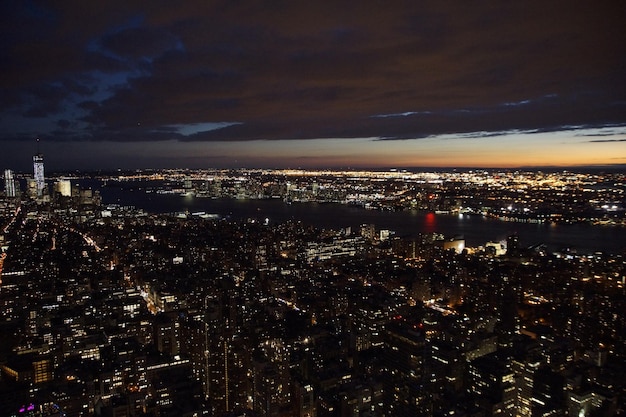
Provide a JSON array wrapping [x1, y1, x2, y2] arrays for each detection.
[[4, 169, 16, 197], [33, 153, 45, 197]]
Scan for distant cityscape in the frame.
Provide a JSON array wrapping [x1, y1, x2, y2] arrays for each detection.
[[0, 152, 625, 416]]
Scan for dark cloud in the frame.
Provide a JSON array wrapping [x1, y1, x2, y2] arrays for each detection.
[[0, 0, 625, 149], [56, 119, 71, 129], [99, 27, 180, 61]]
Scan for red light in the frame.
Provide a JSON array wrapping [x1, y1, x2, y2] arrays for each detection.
[[425, 212, 436, 233]]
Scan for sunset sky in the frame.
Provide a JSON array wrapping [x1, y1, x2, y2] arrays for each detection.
[[1, 1, 625, 171]]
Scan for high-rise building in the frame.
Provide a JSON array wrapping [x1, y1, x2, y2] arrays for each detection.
[[506, 233, 519, 256], [202, 290, 249, 415], [4, 169, 17, 197], [382, 320, 431, 416], [33, 153, 45, 197], [512, 356, 539, 417], [467, 352, 516, 416], [54, 179, 72, 197]]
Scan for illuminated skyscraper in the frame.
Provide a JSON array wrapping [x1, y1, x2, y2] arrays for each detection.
[[4, 169, 17, 197], [33, 152, 45, 197]]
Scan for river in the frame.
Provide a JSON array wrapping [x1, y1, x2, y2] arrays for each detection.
[[96, 184, 625, 255]]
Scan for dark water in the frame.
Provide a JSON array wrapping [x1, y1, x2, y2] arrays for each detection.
[[95, 184, 625, 255]]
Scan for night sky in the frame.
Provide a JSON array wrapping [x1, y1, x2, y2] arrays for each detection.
[[1, 1, 626, 171]]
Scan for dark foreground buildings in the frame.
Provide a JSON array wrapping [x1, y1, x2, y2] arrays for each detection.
[[0, 187, 625, 416]]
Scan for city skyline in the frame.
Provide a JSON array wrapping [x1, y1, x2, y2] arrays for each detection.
[[1, 166, 625, 415], [1, 1, 626, 171]]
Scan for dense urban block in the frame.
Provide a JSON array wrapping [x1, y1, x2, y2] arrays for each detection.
[[1, 167, 625, 416]]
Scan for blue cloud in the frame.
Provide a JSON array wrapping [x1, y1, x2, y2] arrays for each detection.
[[163, 122, 242, 136]]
